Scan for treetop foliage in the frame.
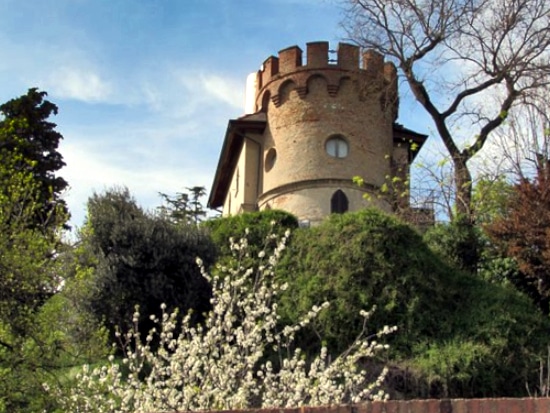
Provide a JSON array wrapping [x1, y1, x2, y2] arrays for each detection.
[[0, 88, 68, 232], [73, 187, 217, 342], [203, 209, 299, 256], [158, 186, 208, 225]]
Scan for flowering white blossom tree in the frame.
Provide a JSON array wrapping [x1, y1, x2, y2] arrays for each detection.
[[54, 230, 395, 412]]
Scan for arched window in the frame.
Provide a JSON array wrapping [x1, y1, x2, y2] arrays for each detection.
[[325, 136, 349, 158], [261, 91, 271, 113], [331, 190, 348, 214]]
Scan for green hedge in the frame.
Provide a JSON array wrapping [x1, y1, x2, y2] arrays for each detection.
[[203, 209, 299, 257], [274, 209, 550, 398]]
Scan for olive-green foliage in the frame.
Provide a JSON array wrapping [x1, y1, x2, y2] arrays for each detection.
[[472, 176, 514, 225], [0, 294, 109, 413], [423, 219, 481, 273], [408, 277, 546, 398], [0, 147, 52, 412], [41, 284, 110, 364], [471, 177, 520, 285], [0, 136, 90, 412], [275, 209, 550, 398], [74, 188, 217, 342], [203, 209, 299, 257], [277, 209, 456, 354], [424, 177, 516, 280], [424, 221, 521, 286]]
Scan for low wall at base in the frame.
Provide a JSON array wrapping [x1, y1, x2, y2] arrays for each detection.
[[186, 399, 550, 413]]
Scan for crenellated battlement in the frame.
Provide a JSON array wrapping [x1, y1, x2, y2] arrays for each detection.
[[254, 41, 398, 115], [257, 42, 393, 86]]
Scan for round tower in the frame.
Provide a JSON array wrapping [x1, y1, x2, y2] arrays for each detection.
[[252, 41, 399, 223]]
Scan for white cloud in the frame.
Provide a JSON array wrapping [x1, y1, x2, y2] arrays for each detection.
[[173, 69, 245, 112], [128, 67, 245, 122], [46, 66, 112, 102], [60, 122, 217, 230], [0, 30, 115, 104], [200, 74, 244, 110]]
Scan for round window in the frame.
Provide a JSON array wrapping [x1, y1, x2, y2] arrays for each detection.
[[265, 147, 277, 172], [325, 136, 349, 158]]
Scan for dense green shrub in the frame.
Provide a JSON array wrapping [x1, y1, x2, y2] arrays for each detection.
[[72, 188, 217, 342], [275, 209, 550, 398], [424, 221, 523, 288], [203, 209, 298, 257], [423, 220, 481, 273], [56, 231, 392, 412], [277, 210, 458, 353]]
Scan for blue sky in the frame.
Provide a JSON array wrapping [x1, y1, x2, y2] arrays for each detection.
[[0, 0, 433, 229]]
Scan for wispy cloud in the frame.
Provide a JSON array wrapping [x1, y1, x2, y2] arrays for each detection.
[[61, 135, 214, 229], [45, 66, 112, 102], [175, 70, 245, 110], [132, 66, 245, 121], [200, 74, 245, 109]]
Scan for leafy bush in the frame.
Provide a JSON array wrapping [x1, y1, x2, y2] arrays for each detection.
[[55, 231, 393, 412], [71, 188, 217, 342], [277, 209, 457, 353], [423, 220, 481, 273], [203, 209, 298, 257], [275, 209, 550, 397]]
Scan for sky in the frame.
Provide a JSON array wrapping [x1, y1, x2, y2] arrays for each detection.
[[0, 0, 433, 230]]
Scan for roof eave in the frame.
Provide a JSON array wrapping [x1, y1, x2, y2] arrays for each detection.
[[392, 123, 429, 162], [208, 116, 267, 209]]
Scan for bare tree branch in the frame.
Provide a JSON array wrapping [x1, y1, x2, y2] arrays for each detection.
[[344, 0, 550, 221]]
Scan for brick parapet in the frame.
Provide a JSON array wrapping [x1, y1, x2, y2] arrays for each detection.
[[255, 42, 397, 114], [168, 398, 550, 413]]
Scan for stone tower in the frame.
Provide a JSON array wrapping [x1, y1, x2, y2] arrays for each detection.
[[208, 42, 427, 225]]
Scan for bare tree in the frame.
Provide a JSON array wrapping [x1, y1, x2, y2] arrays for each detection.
[[344, 0, 550, 224], [489, 97, 550, 180], [409, 146, 508, 224], [417, 162, 458, 222]]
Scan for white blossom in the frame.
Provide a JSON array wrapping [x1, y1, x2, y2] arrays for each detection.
[[53, 229, 394, 412]]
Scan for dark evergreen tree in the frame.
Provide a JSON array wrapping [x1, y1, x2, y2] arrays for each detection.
[[75, 188, 216, 341], [0, 88, 69, 232], [158, 186, 207, 225]]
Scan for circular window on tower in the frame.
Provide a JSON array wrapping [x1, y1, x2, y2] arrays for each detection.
[[265, 147, 277, 172], [325, 135, 349, 158]]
